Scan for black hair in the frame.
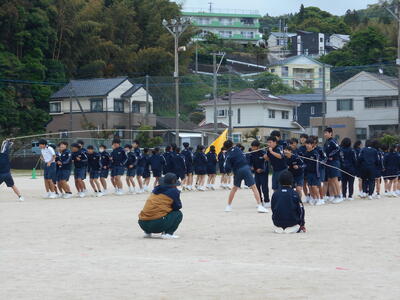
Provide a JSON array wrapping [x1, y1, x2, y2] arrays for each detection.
[[165, 145, 171, 151], [112, 138, 121, 145], [133, 140, 140, 145], [71, 143, 81, 149], [77, 140, 84, 146], [124, 144, 132, 149], [183, 142, 189, 148], [196, 145, 205, 152], [38, 139, 47, 145], [267, 136, 277, 143], [270, 130, 281, 138], [251, 140, 261, 147], [285, 146, 293, 151], [365, 140, 373, 147], [300, 133, 309, 139], [381, 144, 389, 152], [311, 135, 319, 144], [236, 143, 244, 151], [175, 147, 181, 153], [389, 145, 396, 152], [324, 127, 333, 134], [143, 147, 149, 154], [209, 145, 216, 152], [48, 144, 56, 150], [223, 140, 233, 150], [305, 137, 314, 145], [189, 147, 193, 151], [371, 140, 381, 150], [59, 141, 68, 147], [87, 145, 94, 150], [340, 137, 351, 148], [152, 147, 160, 154], [353, 140, 362, 149], [289, 138, 298, 145], [279, 170, 294, 187]]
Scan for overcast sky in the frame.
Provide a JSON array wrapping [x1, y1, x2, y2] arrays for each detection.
[[174, 0, 379, 16]]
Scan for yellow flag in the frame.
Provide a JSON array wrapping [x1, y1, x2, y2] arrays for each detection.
[[206, 129, 228, 155]]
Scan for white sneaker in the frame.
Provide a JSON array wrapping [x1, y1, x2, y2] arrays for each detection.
[[308, 198, 315, 205], [273, 226, 284, 234], [18, 196, 24, 202], [348, 197, 354, 201], [49, 193, 57, 199], [161, 234, 179, 239], [284, 225, 301, 234], [332, 197, 344, 204], [263, 202, 271, 208], [43, 192, 51, 199], [257, 204, 268, 213], [97, 192, 104, 197], [210, 185, 216, 190], [115, 190, 124, 196], [368, 195, 373, 200], [143, 233, 152, 238], [391, 191, 398, 197], [79, 192, 86, 198], [328, 196, 335, 202], [373, 194, 380, 199], [224, 205, 232, 212], [63, 193, 72, 199], [315, 199, 325, 205]]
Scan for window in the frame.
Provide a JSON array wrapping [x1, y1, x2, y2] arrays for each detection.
[[281, 111, 289, 119], [271, 68, 275, 73], [336, 99, 353, 111], [114, 99, 124, 112], [311, 106, 315, 115], [217, 109, 226, 117], [90, 98, 103, 112], [59, 131, 69, 138], [320, 37, 324, 42], [218, 31, 232, 38], [232, 133, 241, 143], [237, 108, 241, 124], [356, 128, 367, 140], [49, 102, 61, 113], [282, 66, 289, 77], [241, 31, 254, 39], [268, 109, 275, 118], [364, 96, 397, 108], [132, 103, 140, 113]]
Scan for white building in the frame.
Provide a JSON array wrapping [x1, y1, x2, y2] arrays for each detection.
[[199, 88, 301, 142], [328, 34, 350, 50], [267, 32, 297, 50], [310, 71, 399, 141]]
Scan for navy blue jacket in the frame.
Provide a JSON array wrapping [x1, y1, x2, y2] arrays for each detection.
[[143, 154, 151, 174], [206, 151, 218, 173], [173, 152, 186, 175], [324, 138, 340, 161], [340, 147, 357, 175], [100, 151, 111, 169], [267, 145, 287, 172], [0, 140, 12, 174], [181, 148, 193, 169], [150, 153, 166, 172], [224, 146, 248, 174], [315, 146, 327, 166], [57, 149, 72, 171], [297, 145, 307, 157], [249, 149, 268, 174], [384, 152, 400, 174], [271, 187, 305, 228], [152, 185, 182, 211], [286, 153, 305, 178], [126, 151, 137, 168], [279, 140, 288, 149], [358, 147, 380, 168], [111, 147, 128, 167], [163, 151, 174, 173], [303, 148, 320, 176], [193, 151, 207, 173], [137, 151, 147, 168], [218, 151, 227, 173], [71, 150, 88, 169], [87, 152, 101, 171]]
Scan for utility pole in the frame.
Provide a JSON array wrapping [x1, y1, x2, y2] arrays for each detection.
[[162, 18, 190, 145], [145, 74, 149, 126], [228, 74, 233, 140], [211, 52, 226, 134], [69, 85, 73, 135], [322, 63, 327, 137], [195, 41, 199, 74]]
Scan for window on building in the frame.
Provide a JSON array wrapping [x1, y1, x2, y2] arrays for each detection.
[[320, 37, 324, 42], [218, 31, 232, 38], [281, 111, 289, 119], [271, 68, 275, 73], [241, 31, 254, 39], [217, 109, 226, 117], [90, 98, 103, 112], [237, 108, 241, 124], [232, 133, 241, 143], [268, 109, 275, 118], [336, 99, 353, 111], [364, 96, 397, 108], [50, 102, 61, 113], [114, 99, 124, 112], [132, 103, 140, 113], [282, 66, 289, 77], [356, 128, 367, 140], [311, 106, 315, 115], [59, 131, 69, 138], [240, 18, 254, 25]]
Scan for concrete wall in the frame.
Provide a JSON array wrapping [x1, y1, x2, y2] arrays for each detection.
[[310, 116, 356, 142]]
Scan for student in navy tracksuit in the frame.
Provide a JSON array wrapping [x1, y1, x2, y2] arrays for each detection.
[[193, 145, 207, 191], [150, 147, 165, 187], [206, 145, 218, 190], [181, 143, 194, 190], [358, 140, 380, 199], [111, 138, 128, 195], [312, 136, 327, 201], [71, 143, 88, 197], [340, 138, 357, 200], [56, 141, 72, 198], [323, 127, 342, 202], [373, 140, 384, 198], [353, 140, 363, 196], [265, 136, 287, 192], [163, 145, 174, 175], [250, 140, 270, 205], [173, 147, 186, 182], [133, 140, 145, 193], [77, 140, 88, 191], [0, 139, 24, 201], [142, 148, 151, 191], [303, 138, 323, 205], [99, 144, 110, 193], [384, 145, 400, 196], [87, 145, 103, 196], [298, 134, 310, 200], [223, 140, 268, 213], [271, 171, 306, 234], [284, 146, 305, 199], [218, 148, 230, 189], [124, 144, 137, 193], [271, 130, 288, 150]]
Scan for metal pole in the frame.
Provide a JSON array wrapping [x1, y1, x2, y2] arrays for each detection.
[[213, 53, 217, 134], [228, 74, 232, 140], [174, 35, 180, 146], [397, 1, 400, 133], [129, 97, 132, 140], [195, 41, 198, 74], [145, 74, 149, 126], [322, 63, 327, 137], [69, 85, 73, 136]]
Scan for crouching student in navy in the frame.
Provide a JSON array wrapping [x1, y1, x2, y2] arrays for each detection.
[[71, 143, 88, 198], [99, 145, 110, 194], [87, 145, 103, 197], [249, 140, 270, 207], [138, 173, 183, 239], [110, 138, 127, 195], [271, 171, 306, 234], [284, 146, 305, 199], [56, 141, 73, 199], [0, 139, 24, 201], [265, 136, 287, 192], [223, 140, 268, 213], [303, 138, 324, 205]]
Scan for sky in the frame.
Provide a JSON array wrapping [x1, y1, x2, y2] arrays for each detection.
[[174, 0, 379, 16]]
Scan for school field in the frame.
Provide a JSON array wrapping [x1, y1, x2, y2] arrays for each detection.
[[1, 176, 400, 300]]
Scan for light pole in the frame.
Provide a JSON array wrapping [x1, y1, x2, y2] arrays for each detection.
[[162, 18, 191, 145], [211, 52, 225, 134]]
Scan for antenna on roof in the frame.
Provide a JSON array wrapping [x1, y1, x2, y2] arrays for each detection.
[[208, 2, 212, 13]]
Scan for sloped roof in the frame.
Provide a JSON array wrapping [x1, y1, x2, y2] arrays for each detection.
[[196, 122, 228, 130], [121, 84, 144, 98], [279, 93, 323, 103], [269, 32, 297, 38], [267, 55, 330, 67], [156, 117, 197, 130], [365, 72, 397, 89], [331, 34, 350, 41], [51, 77, 128, 99], [199, 88, 299, 107]]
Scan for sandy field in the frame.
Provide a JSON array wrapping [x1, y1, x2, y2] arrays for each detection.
[[1, 175, 400, 300]]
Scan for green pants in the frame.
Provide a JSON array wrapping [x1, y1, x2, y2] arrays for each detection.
[[138, 210, 183, 235]]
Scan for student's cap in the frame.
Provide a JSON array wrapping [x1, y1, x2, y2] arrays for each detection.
[[158, 173, 181, 187]]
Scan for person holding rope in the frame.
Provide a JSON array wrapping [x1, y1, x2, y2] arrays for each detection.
[[38, 139, 58, 199], [0, 139, 24, 201], [55, 141, 73, 199], [358, 140, 380, 200]]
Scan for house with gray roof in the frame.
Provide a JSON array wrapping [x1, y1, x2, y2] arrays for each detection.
[[47, 77, 155, 138], [267, 31, 297, 51]]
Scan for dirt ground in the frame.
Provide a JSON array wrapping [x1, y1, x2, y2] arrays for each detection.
[[1, 175, 400, 300]]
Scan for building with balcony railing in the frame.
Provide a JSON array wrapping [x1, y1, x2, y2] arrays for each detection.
[[182, 9, 262, 45]]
